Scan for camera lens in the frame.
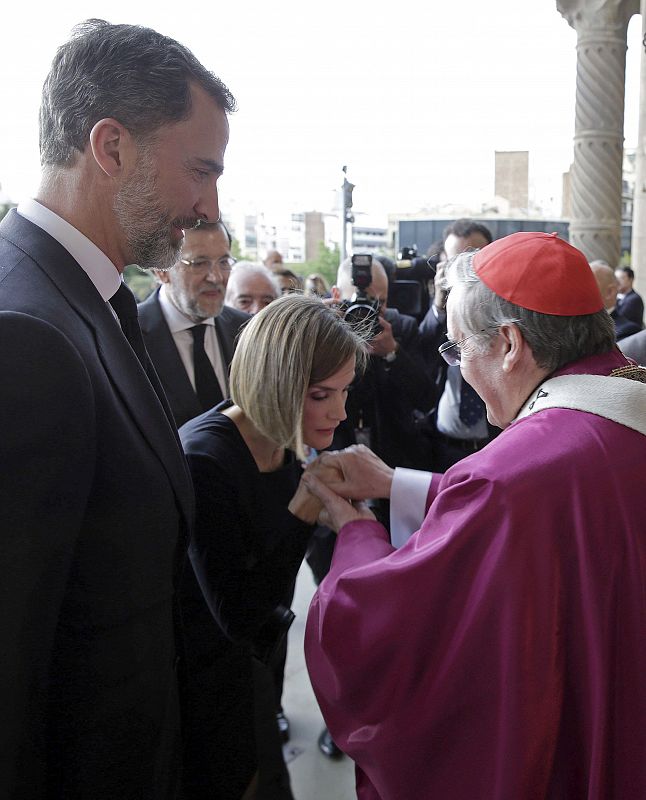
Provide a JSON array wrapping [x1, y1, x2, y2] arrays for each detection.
[[343, 301, 381, 338]]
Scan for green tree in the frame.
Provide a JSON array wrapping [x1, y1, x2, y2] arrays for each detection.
[[0, 203, 16, 222], [123, 264, 156, 301], [303, 242, 340, 288], [231, 237, 244, 260]]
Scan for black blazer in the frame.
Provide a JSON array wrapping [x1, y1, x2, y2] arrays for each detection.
[[0, 209, 193, 799], [616, 290, 644, 330], [611, 307, 642, 341], [139, 288, 250, 428]]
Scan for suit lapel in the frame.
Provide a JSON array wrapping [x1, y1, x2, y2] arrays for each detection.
[[214, 307, 250, 395], [213, 315, 233, 395], [214, 313, 234, 365], [139, 290, 203, 426], [95, 307, 194, 513]]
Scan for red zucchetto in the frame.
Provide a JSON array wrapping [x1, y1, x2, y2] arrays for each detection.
[[473, 231, 604, 316]]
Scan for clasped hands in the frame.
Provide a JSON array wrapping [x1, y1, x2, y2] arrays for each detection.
[[288, 445, 394, 532]]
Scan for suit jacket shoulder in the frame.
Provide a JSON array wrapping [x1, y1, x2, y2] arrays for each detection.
[[217, 303, 251, 329], [214, 305, 251, 366], [617, 290, 644, 328], [611, 307, 641, 341], [619, 329, 646, 364], [384, 307, 418, 343]]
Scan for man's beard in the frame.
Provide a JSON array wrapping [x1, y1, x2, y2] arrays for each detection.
[[113, 147, 198, 272], [171, 281, 225, 322]]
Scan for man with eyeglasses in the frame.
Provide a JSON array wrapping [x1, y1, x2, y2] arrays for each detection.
[[139, 219, 249, 428], [295, 231, 646, 799]]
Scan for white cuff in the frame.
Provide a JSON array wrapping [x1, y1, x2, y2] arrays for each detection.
[[390, 467, 433, 548]]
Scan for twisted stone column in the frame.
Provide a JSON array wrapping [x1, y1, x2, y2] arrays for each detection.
[[557, 0, 639, 264], [630, 0, 646, 290]]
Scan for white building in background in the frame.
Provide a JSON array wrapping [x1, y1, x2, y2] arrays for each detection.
[[350, 214, 389, 255], [223, 207, 388, 263]]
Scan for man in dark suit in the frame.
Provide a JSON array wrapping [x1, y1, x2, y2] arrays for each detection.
[[591, 260, 641, 341], [0, 20, 234, 799], [615, 265, 644, 328], [332, 256, 434, 471], [139, 220, 249, 429]]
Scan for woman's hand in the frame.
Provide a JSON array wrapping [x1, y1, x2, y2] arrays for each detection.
[[301, 472, 375, 532], [291, 446, 392, 525], [308, 445, 394, 501], [288, 459, 344, 524]]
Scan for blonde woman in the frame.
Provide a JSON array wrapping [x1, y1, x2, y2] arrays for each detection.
[[178, 294, 367, 799]]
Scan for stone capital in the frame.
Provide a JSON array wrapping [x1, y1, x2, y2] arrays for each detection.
[[557, 0, 639, 34]]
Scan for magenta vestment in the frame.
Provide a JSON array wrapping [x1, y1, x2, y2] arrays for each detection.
[[305, 350, 646, 799]]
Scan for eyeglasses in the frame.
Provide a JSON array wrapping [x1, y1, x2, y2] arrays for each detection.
[[179, 256, 237, 273], [438, 319, 522, 366]]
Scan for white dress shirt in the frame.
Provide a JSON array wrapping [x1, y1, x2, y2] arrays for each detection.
[[158, 284, 228, 396], [436, 364, 489, 440], [431, 305, 489, 440], [17, 198, 122, 302], [390, 467, 436, 548]]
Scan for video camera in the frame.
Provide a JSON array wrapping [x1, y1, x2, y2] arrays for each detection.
[[397, 246, 442, 274], [388, 245, 443, 321], [339, 254, 382, 338]]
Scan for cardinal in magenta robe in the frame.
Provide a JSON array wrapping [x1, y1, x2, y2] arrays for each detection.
[[294, 233, 646, 799]]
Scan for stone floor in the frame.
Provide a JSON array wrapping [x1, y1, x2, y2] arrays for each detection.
[[282, 565, 357, 800]]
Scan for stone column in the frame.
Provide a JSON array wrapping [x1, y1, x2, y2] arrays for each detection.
[[557, 0, 639, 265], [630, 0, 646, 292]]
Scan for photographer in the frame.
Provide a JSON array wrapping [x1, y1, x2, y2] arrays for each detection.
[[419, 219, 499, 471], [333, 255, 435, 473], [388, 243, 444, 321]]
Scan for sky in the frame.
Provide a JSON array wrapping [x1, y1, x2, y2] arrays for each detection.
[[0, 0, 643, 222]]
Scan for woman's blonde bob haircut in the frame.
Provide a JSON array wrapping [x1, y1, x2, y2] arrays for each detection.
[[229, 293, 368, 460]]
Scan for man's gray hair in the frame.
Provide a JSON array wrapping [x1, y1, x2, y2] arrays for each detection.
[[40, 19, 236, 167], [446, 251, 616, 373], [226, 262, 281, 299]]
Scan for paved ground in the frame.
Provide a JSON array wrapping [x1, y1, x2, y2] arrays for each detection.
[[282, 565, 357, 799]]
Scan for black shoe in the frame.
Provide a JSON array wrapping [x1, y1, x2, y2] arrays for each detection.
[[276, 711, 290, 743], [318, 727, 343, 759]]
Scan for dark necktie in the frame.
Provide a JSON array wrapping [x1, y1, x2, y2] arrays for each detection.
[[191, 324, 223, 411], [109, 282, 148, 369], [459, 379, 485, 427]]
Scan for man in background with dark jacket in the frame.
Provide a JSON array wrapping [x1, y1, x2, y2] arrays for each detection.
[[139, 220, 249, 428]]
